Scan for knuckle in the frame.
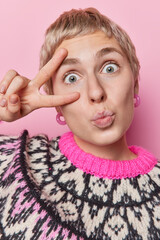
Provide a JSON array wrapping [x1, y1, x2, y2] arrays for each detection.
[[1, 70, 18, 86], [13, 76, 24, 85], [7, 69, 18, 75], [6, 69, 18, 78]]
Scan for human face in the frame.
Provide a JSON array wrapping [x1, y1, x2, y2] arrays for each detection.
[[53, 31, 137, 149]]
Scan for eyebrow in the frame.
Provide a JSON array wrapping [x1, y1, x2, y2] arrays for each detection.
[[60, 47, 124, 67], [61, 58, 80, 66], [96, 47, 124, 58]]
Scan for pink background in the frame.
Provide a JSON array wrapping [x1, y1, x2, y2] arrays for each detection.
[[0, 0, 160, 158]]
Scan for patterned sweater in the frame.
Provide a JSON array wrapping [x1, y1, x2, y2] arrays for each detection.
[[0, 130, 160, 240]]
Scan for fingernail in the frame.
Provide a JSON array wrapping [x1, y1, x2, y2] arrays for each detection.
[[9, 95, 18, 104], [0, 85, 5, 94], [0, 98, 7, 107]]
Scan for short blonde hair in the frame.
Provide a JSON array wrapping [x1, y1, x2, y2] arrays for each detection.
[[40, 7, 140, 94]]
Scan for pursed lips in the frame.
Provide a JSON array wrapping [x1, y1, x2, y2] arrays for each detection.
[[91, 110, 115, 128], [91, 110, 114, 121]]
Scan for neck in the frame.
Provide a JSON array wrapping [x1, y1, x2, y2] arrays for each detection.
[[74, 134, 137, 161], [58, 132, 157, 179]]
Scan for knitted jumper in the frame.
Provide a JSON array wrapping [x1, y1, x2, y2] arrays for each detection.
[[0, 130, 160, 240]]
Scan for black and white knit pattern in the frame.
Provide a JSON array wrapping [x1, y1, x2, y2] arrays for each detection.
[[0, 130, 160, 240]]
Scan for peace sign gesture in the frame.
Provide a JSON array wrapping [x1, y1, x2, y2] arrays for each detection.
[[0, 49, 80, 122]]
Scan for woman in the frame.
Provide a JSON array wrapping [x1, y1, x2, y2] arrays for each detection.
[[0, 8, 159, 240]]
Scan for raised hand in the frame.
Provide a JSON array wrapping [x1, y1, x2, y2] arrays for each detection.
[[0, 49, 80, 122]]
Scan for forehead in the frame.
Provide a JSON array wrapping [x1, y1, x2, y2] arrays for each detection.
[[56, 31, 125, 58]]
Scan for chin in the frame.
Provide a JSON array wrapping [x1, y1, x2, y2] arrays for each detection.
[[85, 130, 125, 146], [91, 137, 122, 147]]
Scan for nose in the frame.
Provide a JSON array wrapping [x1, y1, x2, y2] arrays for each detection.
[[87, 74, 106, 103]]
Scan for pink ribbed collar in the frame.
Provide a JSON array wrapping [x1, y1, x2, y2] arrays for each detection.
[[58, 132, 157, 179]]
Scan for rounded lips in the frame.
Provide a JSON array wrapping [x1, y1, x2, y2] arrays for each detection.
[[91, 110, 115, 128], [91, 110, 114, 121]]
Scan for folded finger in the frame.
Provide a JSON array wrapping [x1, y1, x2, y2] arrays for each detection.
[[0, 70, 19, 94], [5, 76, 29, 97], [33, 48, 68, 88]]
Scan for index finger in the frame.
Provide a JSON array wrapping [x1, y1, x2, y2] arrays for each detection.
[[33, 48, 68, 87]]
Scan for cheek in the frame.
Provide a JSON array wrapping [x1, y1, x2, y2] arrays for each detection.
[[58, 84, 87, 116], [112, 78, 135, 125], [120, 94, 134, 131], [60, 101, 86, 132], [60, 99, 82, 119], [113, 76, 134, 106], [60, 94, 88, 130]]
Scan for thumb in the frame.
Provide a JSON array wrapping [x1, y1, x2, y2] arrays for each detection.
[[7, 94, 21, 121]]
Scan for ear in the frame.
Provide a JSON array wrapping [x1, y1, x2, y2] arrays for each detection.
[[134, 79, 139, 95]]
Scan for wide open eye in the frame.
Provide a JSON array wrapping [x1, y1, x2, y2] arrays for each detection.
[[101, 63, 119, 74], [64, 73, 80, 84]]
